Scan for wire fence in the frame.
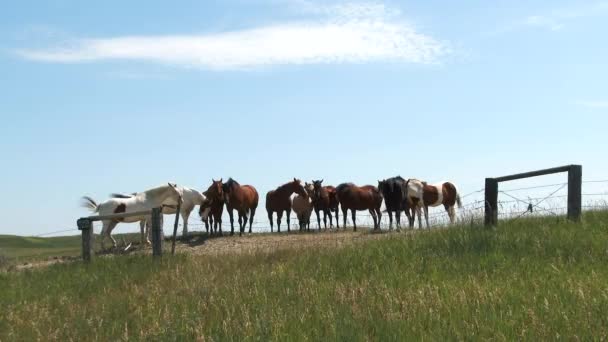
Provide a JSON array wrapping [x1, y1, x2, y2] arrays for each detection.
[[33, 180, 608, 238]]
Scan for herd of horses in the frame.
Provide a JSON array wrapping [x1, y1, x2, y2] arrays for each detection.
[[81, 177, 461, 249]]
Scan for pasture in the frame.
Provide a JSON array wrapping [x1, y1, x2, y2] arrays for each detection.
[[2, 211, 608, 340]]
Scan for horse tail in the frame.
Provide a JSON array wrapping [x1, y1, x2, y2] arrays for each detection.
[[81, 196, 99, 213], [449, 182, 463, 208]]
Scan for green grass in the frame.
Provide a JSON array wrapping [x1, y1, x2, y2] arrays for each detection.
[[2, 212, 608, 340], [0, 234, 82, 261]]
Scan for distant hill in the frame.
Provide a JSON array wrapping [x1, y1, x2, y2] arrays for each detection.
[[0, 234, 82, 260]]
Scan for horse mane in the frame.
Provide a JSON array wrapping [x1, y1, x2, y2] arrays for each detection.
[[336, 183, 355, 193], [226, 178, 240, 188]]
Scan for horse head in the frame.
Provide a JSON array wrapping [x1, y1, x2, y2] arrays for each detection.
[[167, 182, 184, 204], [292, 178, 308, 198]]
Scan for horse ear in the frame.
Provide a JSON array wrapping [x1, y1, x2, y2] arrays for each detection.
[[219, 178, 223, 183], [320, 179, 323, 184], [294, 177, 297, 182], [168, 182, 176, 188]]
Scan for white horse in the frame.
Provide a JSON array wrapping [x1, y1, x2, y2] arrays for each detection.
[[292, 182, 314, 231], [405, 179, 462, 228], [81, 183, 184, 249], [112, 186, 207, 242]]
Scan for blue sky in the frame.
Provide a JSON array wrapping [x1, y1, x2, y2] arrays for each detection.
[[1, 0, 607, 235]]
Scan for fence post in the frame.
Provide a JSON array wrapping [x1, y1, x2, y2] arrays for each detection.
[[151, 207, 163, 257], [484, 178, 498, 227], [567, 165, 582, 221], [77, 218, 93, 262]]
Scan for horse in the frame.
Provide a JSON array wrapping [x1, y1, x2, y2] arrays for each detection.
[[377, 176, 411, 230], [200, 179, 225, 236], [81, 183, 183, 249], [292, 182, 314, 231], [405, 179, 462, 228], [266, 178, 308, 233], [311, 179, 340, 230], [111, 186, 206, 240], [335, 183, 383, 231], [223, 178, 259, 236]]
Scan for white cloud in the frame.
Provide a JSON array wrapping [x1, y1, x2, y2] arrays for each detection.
[[14, 3, 447, 70], [491, 1, 608, 35], [577, 100, 608, 109]]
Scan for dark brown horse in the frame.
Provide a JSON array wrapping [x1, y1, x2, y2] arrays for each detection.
[[223, 178, 259, 236], [200, 179, 225, 236], [266, 178, 308, 233], [335, 183, 383, 231], [311, 179, 340, 230]]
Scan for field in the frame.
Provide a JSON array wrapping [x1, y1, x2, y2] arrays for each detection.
[[2, 211, 608, 340]]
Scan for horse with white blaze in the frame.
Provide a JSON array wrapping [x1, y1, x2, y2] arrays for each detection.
[[81, 183, 184, 249]]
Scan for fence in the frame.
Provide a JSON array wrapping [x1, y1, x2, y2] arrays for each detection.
[[77, 208, 164, 262], [484, 165, 582, 226]]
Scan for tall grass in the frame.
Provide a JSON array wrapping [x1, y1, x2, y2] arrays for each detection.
[[2, 212, 608, 340]]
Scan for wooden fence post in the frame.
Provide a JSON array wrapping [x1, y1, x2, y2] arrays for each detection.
[[77, 218, 93, 262], [171, 201, 182, 255], [151, 207, 163, 257], [567, 165, 582, 221], [484, 178, 498, 227]]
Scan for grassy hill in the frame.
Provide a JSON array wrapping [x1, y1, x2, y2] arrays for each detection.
[[1, 211, 608, 340], [0, 234, 82, 261]]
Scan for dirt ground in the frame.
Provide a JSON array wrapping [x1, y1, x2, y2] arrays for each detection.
[[11, 227, 412, 271]]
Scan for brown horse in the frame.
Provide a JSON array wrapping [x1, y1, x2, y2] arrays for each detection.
[[335, 183, 383, 231], [266, 178, 308, 233], [311, 179, 340, 230], [222, 178, 259, 236], [200, 179, 225, 236]]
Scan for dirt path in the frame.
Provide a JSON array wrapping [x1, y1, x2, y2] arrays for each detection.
[[177, 228, 406, 256], [9, 228, 412, 271]]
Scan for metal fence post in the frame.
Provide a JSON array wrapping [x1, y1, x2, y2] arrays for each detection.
[[484, 178, 498, 227], [77, 218, 93, 262], [567, 165, 582, 221], [151, 207, 163, 257]]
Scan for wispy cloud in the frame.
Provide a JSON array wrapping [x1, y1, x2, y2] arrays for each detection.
[[576, 100, 608, 109], [14, 2, 447, 70], [491, 1, 608, 34]]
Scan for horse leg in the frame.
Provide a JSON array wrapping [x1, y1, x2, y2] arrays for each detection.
[[376, 208, 382, 230], [446, 204, 456, 225], [369, 209, 377, 230], [335, 207, 340, 229], [323, 210, 328, 230], [388, 210, 393, 230], [396, 210, 401, 230], [286, 209, 291, 233], [228, 210, 235, 236], [351, 210, 357, 232], [315, 208, 321, 231], [182, 211, 190, 237], [268, 211, 274, 233], [249, 208, 256, 234], [424, 205, 430, 228], [140, 220, 147, 245], [277, 211, 283, 233], [328, 210, 333, 229], [103, 220, 119, 249]]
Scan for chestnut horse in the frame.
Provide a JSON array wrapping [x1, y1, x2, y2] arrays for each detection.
[[266, 178, 308, 233], [406, 179, 462, 228], [335, 183, 383, 231], [311, 179, 340, 230], [200, 179, 225, 236], [223, 178, 259, 236]]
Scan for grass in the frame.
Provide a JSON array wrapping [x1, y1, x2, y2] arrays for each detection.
[[0, 234, 82, 261], [2, 211, 608, 340]]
